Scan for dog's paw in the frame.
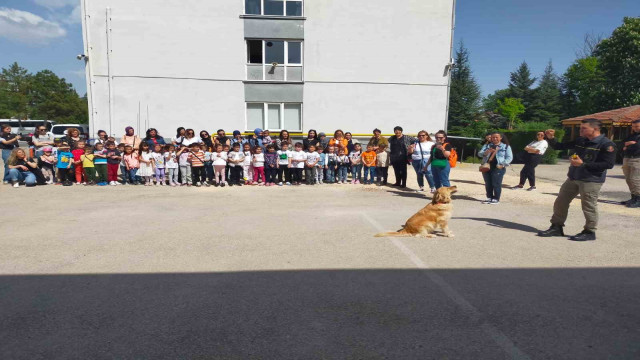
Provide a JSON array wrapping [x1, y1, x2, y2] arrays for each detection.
[[424, 234, 437, 238], [444, 232, 455, 238]]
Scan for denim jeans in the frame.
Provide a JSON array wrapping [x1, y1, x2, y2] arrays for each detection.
[[351, 164, 362, 181], [482, 166, 506, 201], [9, 169, 37, 186], [412, 159, 435, 189], [126, 168, 139, 184], [2, 148, 13, 182], [431, 163, 451, 189], [326, 166, 336, 182], [337, 165, 348, 182], [363, 166, 376, 183]]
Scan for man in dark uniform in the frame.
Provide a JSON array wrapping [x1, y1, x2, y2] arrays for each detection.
[[537, 119, 616, 241], [621, 119, 640, 208]]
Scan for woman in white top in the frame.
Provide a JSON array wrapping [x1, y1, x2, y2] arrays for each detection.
[[513, 131, 549, 191], [180, 129, 201, 147], [408, 130, 437, 193]]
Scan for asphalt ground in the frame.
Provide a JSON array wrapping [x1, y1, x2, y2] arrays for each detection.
[[1, 161, 638, 359]]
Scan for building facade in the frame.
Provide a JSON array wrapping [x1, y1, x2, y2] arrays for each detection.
[[81, 0, 456, 138]]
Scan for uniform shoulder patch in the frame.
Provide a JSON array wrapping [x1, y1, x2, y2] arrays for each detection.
[[607, 146, 615, 152]]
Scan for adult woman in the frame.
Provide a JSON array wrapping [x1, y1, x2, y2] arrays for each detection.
[[368, 128, 389, 153], [32, 125, 55, 157], [428, 130, 452, 189], [318, 132, 329, 150], [246, 128, 265, 152], [479, 132, 513, 205], [328, 130, 348, 156], [143, 128, 166, 148], [408, 130, 436, 193], [513, 131, 548, 191], [345, 132, 360, 154], [7, 148, 42, 187], [303, 129, 320, 151], [181, 129, 200, 147], [275, 130, 291, 150], [64, 127, 82, 150], [388, 126, 415, 188], [93, 130, 111, 146], [173, 127, 186, 147], [1, 124, 21, 183], [121, 127, 141, 149], [200, 130, 214, 150], [215, 129, 230, 147]]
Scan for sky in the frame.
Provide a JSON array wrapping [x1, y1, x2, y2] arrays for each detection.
[[0, 0, 638, 97]]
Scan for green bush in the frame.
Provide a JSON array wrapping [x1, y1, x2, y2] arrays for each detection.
[[500, 128, 565, 164], [464, 155, 479, 164]]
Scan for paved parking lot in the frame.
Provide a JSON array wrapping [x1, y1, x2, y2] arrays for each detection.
[[1, 161, 638, 359]]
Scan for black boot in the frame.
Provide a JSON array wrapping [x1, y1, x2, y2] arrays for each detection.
[[569, 230, 596, 241], [537, 224, 565, 237], [621, 195, 636, 205], [625, 195, 640, 208]]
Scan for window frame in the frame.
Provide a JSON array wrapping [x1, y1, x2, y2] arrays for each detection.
[[244, 0, 304, 17], [245, 102, 303, 132], [245, 39, 303, 82]]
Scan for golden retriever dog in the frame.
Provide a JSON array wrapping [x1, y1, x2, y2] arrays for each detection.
[[375, 186, 457, 238]]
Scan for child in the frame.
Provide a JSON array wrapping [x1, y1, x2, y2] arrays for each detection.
[[56, 143, 74, 185], [325, 146, 337, 184], [138, 142, 155, 186], [93, 142, 108, 185], [203, 144, 214, 185], [72, 141, 86, 185], [376, 143, 390, 186], [105, 141, 121, 186], [262, 130, 273, 148], [290, 142, 306, 185], [336, 149, 349, 184], [305, 145, 319, 185], [252, 146, 265, 185], [212, 143, 228, 187], [223, 144, 231, 183], [153, 144, 166, 185], [264, 144, 278, 186], [123, 145, 140, 185], [117, 143, 126, 184], [316, 145, 326, 184], [80, 145, 96, 185], [165, 144, 179, 187], [276, 142, 291, 186], [187, 143, 206, 187], [177, 146, 191, 186], [349, 143, 363, 184], [39, 147, 56, 184], [242, 143, 253, 184], [227, 142, 245, 186], [361, 144, 377, 185]]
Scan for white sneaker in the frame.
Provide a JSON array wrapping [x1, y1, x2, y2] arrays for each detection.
[[489, 199, 500, 205], [109, 181, 115, 186], [482, 198, 492, 204], [417, 187, 425, 193], [13, 182, 19, 188]]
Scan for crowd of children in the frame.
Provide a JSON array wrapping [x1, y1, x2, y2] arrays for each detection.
[[10, 138, 391, 187]]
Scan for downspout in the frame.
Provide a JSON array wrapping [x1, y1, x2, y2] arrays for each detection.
[[106, 7, 114, 137], [443, 0, 456, 131], [81, 0, 96, 137]]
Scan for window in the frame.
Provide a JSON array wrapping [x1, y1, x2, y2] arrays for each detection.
[[244, 0, 303, 16], [246, 103, 302, 131], [246, 40, 303, 81]]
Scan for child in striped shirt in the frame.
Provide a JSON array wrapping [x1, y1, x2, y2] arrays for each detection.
[[187, 143, 207, 187]]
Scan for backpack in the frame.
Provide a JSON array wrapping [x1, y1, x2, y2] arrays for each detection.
[[444, 143, 458, 168]]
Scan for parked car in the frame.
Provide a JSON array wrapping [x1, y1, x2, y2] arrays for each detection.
[[50, 124, 89, 141]]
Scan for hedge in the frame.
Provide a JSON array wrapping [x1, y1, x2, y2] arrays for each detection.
[[500, 128, 565, 164]]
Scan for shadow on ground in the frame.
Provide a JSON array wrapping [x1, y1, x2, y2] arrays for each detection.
[[452, 217, 540, 233], [1, 269, 638, 359], [542, 192, 626, 205]]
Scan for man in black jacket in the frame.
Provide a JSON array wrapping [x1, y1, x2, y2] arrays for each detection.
[[621, 119, 640, 208], [387, 126, 415, 188], [538, 119, 616, 241]]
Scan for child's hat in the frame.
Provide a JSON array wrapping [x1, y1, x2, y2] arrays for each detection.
[[43, 146, 52, 152], [59, 142, 69, 147]]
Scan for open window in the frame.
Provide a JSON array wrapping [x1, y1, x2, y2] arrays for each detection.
[[246, 40, 303, 81]]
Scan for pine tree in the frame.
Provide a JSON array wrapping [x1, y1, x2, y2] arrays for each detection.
[[448, 41, 482, 128], [530, 61, 563, 124], [508, 61, 537, 121]]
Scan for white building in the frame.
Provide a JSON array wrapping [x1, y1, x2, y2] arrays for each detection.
[[81, 0, 456, 138]]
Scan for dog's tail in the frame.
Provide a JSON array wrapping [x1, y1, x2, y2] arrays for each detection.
[[374, 230, 412, 237]]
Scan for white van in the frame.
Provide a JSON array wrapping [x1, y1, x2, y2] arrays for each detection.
[[0, 119, 56, 137], [50, 124, 90, 140]]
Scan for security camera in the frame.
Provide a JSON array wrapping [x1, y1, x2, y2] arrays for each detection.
[[76, 54, 88, 60], [271, 62, 278, 67]]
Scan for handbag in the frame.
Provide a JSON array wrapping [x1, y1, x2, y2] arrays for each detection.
[[479, 146, 497, 173]]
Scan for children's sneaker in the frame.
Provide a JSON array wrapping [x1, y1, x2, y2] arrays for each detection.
[[76, 182, 81, 185], [220, 182, 225, 187], [171, 182, 177, 187], [286, 182, 291, 185], [481, 198, 492, 204], [489, 199, 500, 205], [527, 186, 537, 191], [12, 182, 19, 188], [355, 179, 360, 184], [205, 182, 211, 187], [278, 182, 283, 186]]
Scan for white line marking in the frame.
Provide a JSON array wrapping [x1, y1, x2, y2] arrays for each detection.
[[362, 212, 531, 360]]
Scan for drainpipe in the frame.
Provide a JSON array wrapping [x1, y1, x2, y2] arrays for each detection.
[[81, 0, 96, 137], [106, 7, 114, 136], [443, 0, 456, 131]]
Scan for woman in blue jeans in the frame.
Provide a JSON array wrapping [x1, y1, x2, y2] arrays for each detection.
[[7, 148, 38, 187], [1, 124, 21, 183], [478, 132, 513, 205], [409, 130, 436, 193], [428, 130, 452, 189]]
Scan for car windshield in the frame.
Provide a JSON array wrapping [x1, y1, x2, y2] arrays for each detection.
[[52, 127, 85, 135]]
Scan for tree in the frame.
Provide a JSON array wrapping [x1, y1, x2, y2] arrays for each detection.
[[530, 61, 563, 124], [508, 61, 538, 121], [0, 62, 31, 119], [561, 57, 605, 117], [448, 41, 482, 128], [497, 97, 525, 130], [593, 17, 640, 109], [575, 32, 604, 59]]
